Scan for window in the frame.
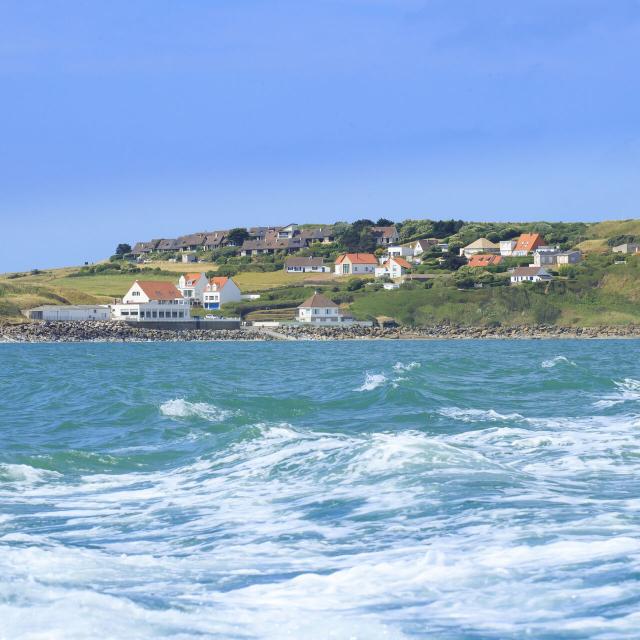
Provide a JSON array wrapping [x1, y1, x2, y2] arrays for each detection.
[[159, 311, 165, 318], [179, 311, 184, 318], [121, 310, 129, 316], [132, 291, 140, 297], [152, 311, 157, 318], [172, 311, 178, 318]]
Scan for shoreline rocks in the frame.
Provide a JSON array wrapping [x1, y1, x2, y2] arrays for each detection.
[[2, 320, 640, 343]]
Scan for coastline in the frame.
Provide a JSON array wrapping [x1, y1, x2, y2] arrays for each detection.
[[2, 321, 640, 343]]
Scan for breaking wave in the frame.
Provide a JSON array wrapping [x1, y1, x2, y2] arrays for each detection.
[[160, 399, 234, 422], [356, 372, 387, 391], [541, 355, 577, 368]]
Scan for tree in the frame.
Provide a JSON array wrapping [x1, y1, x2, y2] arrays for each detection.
[[228, 228, 250, 246], [376, 218, 394, 226], [115, 243, 132, 256]]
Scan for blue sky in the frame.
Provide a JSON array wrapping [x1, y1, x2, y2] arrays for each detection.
[[1, 0, 639, 271]]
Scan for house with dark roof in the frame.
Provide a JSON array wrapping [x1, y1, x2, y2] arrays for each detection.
[[176, 233, 207, 252], [240, 236, 306, 256], [157, 238, 180, 252], [297, 292, 343, 323], [202, 231, 229, 250], [371, 225, 399, 246], [284, 257, 329, 273], [131, 240, 161, 255]]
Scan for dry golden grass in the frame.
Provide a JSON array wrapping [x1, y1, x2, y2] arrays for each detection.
[[575, 239, 609, 254], [233, 270, 339, 291], [586, 219, 640, 240]]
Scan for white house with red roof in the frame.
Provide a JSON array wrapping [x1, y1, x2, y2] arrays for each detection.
[[111, 280, 190, 321], [375, 256, 412, 279], [334, 253, 378, 276], [202, 277, 241, 310], [178, 272, 208, 304]]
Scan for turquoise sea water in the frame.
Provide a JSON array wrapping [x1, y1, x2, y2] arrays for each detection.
[[1, 340, 640, 639]]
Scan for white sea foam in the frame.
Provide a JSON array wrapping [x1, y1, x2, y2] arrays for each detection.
[[439, 407, 526, 423], [356, 373, 387, 392], [160, 399, 234, 422], [392, 361, 421, 372], [541, 355, 577, 368], [0, 464, 61, 484], [594, 378, 640, 408]]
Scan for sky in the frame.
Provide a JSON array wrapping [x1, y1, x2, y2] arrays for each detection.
[[0, 0, 639, 271]]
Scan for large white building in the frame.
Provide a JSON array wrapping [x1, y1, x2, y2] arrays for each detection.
[[111, 280, 190, 321], [297, 292, 343, 323], [25, 305, 110, 321], [202, 277, 242, 310], [334, 253, 378, 276]]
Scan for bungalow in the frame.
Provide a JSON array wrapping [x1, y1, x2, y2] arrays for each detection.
[[297, 292, 343, 323], [300, 226, 335, 245], [25, 305, 111, 321], [499, 240, 517, 256], [202, 277, 242, 310], [334, 253, 378, 275], [375, 256, 412, 279], [510, 267, 553, 284], [157, 238, 180, 252], [240, 237, 305, 256], [533, 249, 582, 267], [467, 254, 503, 268], [202, 231, 229, 250], [284, 257, 329, 273], [612, 243, 640, 254], [460, 238, 500, 258], [176, 233, 207, 252], [178, 272, 208, 304], [371, 225, 399, 246], [131, 240, 161, 256], [111, 280, 190, 321], [512, 233, 545, 256]]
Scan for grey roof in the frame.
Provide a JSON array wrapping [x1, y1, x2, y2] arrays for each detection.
[[298, 293, 338, 308], [511, 267, 551, 277], [285, 257, 325, 267]]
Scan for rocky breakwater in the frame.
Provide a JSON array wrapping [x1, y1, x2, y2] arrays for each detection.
[[0, 321, 272, 343], [272, 323, 640, 340]]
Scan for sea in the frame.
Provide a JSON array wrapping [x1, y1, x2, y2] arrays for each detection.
[[1, 340, 640, 640]]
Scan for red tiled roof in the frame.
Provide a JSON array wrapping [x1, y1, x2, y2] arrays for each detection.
[[514, 233, 544, 253], [135, 281, 183, 301], [183, 272, 205, 285], [468, 254, 503, 268], [335, 253, 378, 265], [208, 277, 229, 290]]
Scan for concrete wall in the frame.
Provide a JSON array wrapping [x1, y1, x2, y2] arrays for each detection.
[[124, 318, 241, 331]]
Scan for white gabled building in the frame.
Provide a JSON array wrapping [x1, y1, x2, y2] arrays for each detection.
[[375, 256, 412, 279], [177, 272, 208, 304], [202, 277, 242, 310], [111, 280, 190, 321], [297, 292, 343, 323], [334, 253, 378, 276], [510, 267, 553, 284], [387, 245, 414, 259]]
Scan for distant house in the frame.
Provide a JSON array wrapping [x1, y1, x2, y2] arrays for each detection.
[[460, 238, 500, 258], [182, 254, 197, 263], [284, 257, 329, 273], [512, 233, 545, 256], [202, 277, 241, 310], [409, 238, 438, 255], [297, 292, 343, 323], [202, 231, 229, 251], [131, 240, 161, 256], [111, 281, 190, 321], [157, 238, 180, 252], [176, 234, 207, 252], [277, 224, 299, 239], [178, 272, 208, 304], [300, 227, 335, 245], [371, 225, 399, 246], [612, 243, 640, 254], [467, 254, 503, 268], [334, 253, 378, 275], [25, 305, 110, 322], [240, 236, 306, 256], [533, 249, 582, 267], [375, 256, 412, 279], [387, 245, 414, 259], [510, 267, 553, 284], [499, 240, 517, 256]]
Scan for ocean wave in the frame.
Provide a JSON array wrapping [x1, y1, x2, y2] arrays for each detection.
[[594, 378, 640, 408], [439, 407, 527, 423], [541, 355, 577, 368], [355, 373, 387, 392], [160, 399, 234, 422], [392, 361, 421, 372], [0, 463, 61, 484]]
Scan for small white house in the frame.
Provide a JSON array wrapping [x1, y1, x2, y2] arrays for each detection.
[[387, 245, 414, 259], [111, 280, 190, 321], [284, 257, 329, 273], [297, 292, 343, 323], [177, 272, 208, 304], [375, 256, 412, 279], [202, 277, 242, 310], [510, 267, 553, 284], [25, 305, 110, 321], [334, 253, 378, 275]]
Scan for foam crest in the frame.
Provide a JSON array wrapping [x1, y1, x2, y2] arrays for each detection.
[[392, 361, 421, 372], [541, 355, 577, 368], [0, 464, 61, 484], [160, 399, 234, 422], [356, 373, 387, 392], [439, 407, 526, 423], [594, 378, 640, 408]]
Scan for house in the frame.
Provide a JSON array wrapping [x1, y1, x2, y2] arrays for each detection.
[[277, 224, 299, 239], [111, 281, 190, 321], [297, 292, 343, 323], [25, 305, 110, 321], [176, 233, 207, 252], [467, 254, 503, 268], [202, 277, 242, 310], [182, 254, 197, 263], [387, 245, 414, 259], [513, 233, 545, 256], [612, 243, 640, 254], [157, 238, 180, 252], [202, 231, 229, 250], [300, 227, 335, 245], [371, 225, 399, 246], [334, 253, 378, 275], [510, 267, 553, 284], [410, 238, 438, 255], [240, 236, 306, 256], [460, 238, 500, 258], [499, 240, 517, 256], [284, 257, 329, 273], [177, 272, 208, 304], [533, 249, 582, 267], [375, 256, 412, 279], [131, 240, 161, 256]]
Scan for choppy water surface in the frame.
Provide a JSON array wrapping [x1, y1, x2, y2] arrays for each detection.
[[1, 340, 640, 639]]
